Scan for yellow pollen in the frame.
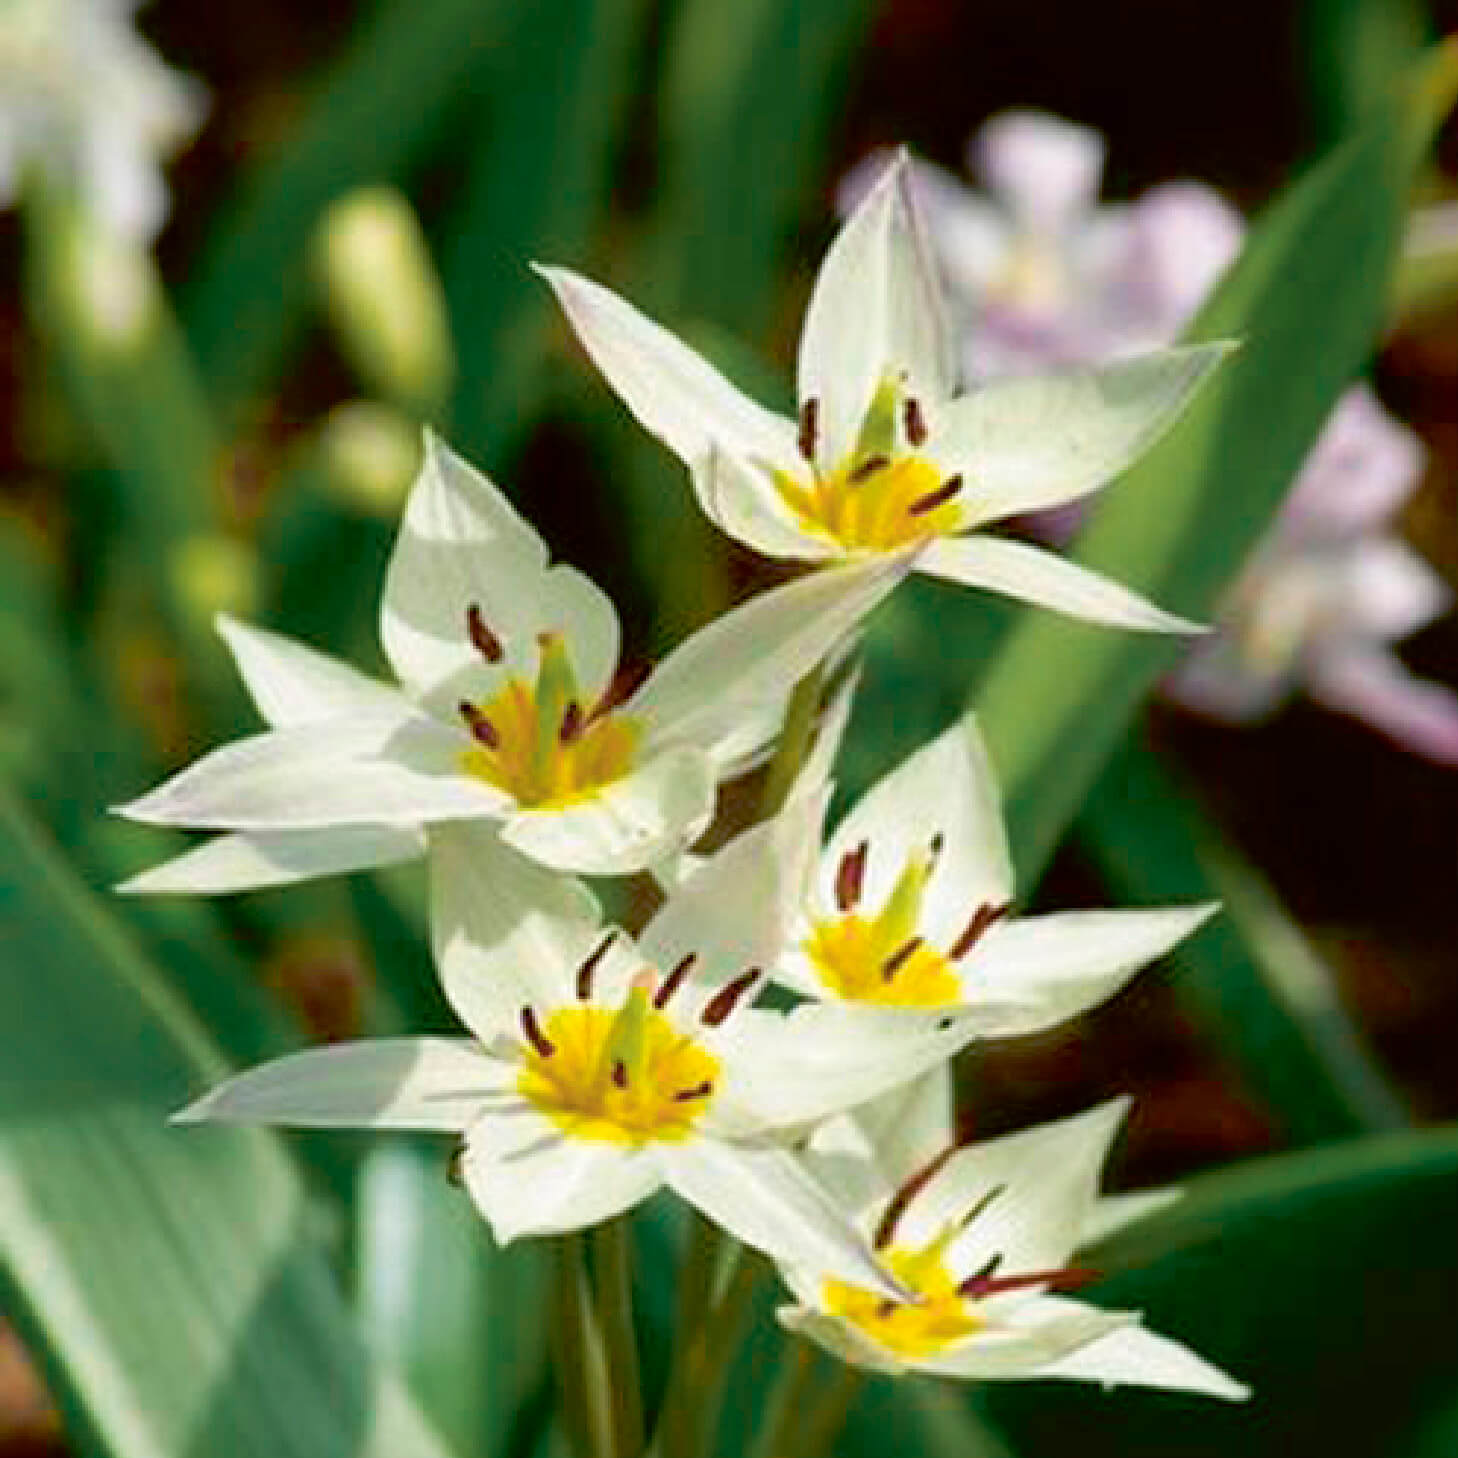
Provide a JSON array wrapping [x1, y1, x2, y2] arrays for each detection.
[[823, 1243, 983, 1361], [459, 676, 641, 808], [774, 455, 962, 551], [516, 1002, 720, 1145], [804, 914, 960, 1008]]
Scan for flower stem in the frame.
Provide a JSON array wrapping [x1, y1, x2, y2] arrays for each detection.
[[798, 1361, 864, 1458], [748, 1339, 817, 1458], [549, 1233, 612, 1458], [590, 1218, 645, 1458], [758, 662, 826, 815]]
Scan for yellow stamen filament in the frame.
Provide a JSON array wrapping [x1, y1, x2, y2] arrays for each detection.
[[517, 992, 720, 1146], [823, 1241, 983, 1361]]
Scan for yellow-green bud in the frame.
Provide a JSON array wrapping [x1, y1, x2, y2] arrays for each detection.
[[319, 401, 422, 516], [170, 533, 259, 630]]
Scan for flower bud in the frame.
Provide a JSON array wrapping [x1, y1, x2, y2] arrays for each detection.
[[170, 533, 259, 631], [318, 400, 422, 516]]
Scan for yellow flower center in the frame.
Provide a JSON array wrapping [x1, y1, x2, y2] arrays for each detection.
[[805, 913, 960, 1007], [517, 988, 721, 1146], [457, 629, 641, 808], [823, 1242, 982, 1361]]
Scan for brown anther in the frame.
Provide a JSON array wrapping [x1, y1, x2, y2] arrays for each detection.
[[466, 603, 504, 663], [875, 1297, 901, 1319], [701, 967, 763, 1027], [882, 936, 924, 982], [459, 701, 500, 750], [575, 932, 616, 1001], [446, 1140, 466, 1187], [908, 475, 963, 517], [673, 1079, 714, 1103], [559, 699, 583, 744], [585, 660, 650, 726], [798, 397, 820, 463], [873, 1146, 956, 1249], [848, 453, 889, 484], [611, 1059, 628, 1089], [959, 1265, 1098, 1300], [520, 1006, 554, 1058], [904, 397, 928, 447], [956, 1183, 1008, 1232], [928, 831, 945, 860], [966, 1253, 1002, 1286], [835, 841, 869, 913], [948, 901, 1012, 961], [654, 952, 696, 1010]]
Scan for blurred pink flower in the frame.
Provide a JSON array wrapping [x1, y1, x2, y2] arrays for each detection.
[[843, 112, 1458, 764]]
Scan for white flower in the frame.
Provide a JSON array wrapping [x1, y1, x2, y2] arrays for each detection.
[[175, 820, 972, 1291], [118, 433, 907, 883], [771, 706, 1215, 1034], [0, 0, 205, 240], [538, 152, 1232, 634], [775, 1090, 1248, 1399]]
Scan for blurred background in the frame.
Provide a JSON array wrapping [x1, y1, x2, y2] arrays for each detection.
[[3, 1, 1458, 1456]]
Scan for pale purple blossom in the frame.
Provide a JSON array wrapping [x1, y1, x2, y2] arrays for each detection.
[[844, 111, 1458, 764]]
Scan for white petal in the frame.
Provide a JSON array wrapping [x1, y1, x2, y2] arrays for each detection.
[[896, 1100, 1131, 1275], [1081, 1189, 1183, 1248], [632, 556, 908, 758], [962, 904, 1217, 1037], [429, 820, 606, 1040], [799, 151, 953, 466], [173, 1039, 506, 1130], [1338, 538, 1449, 642], [915, 1300, 1132, 1380], [973, 111, 1106, 233], [1306, 646, 1458, 767], [638, 785, 826, 990], [919, 535, 1205, 633], [730, 1003, 973, 1131], [1119, 182, 1243, 335], [775, 1303, 907, 1375], [819, 716, 1013, 941], [931, 345, 1234, 524], [664, 1139, 901, 1298], [117, 825, 424, 895], [499, 746, 715, 875], [115, 713, 510, 831], [217, 615, 405, 727], [462, 1114, 661, 1241], [535, 264, 799, 469], [1029, 1306, 1250, 1399], [691, 449, 828, 561]]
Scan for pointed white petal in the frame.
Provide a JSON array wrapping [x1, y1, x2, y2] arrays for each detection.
[[639, 785, 826, 991], [217, 615, 404, 727], [963, 904, 1217, 1038], [776, 1303, 907, 1375], [173, 1038, 505, 1129], [915, 1300, 1132, 1380], [499, 746, 715, 875], [789, 665, 860, 805], [845, 1065, 956, 1194], [664, 1139, 901, 1298], [462, 1116, 662, 1241], [692, 449, 828, 561], [116, 713, 509, 831], [1339, 537, 1449, 642], [730, 1003, 973, 1131], [1028, 1302, 1250, 1399], [931, 345, 1233, 523], [117, 825, 424, 895], [973, 110, 1106, 232], [429, 820, 606, 1040], [535, 264, 799, 469], [919, 534, 1205, 633], [1081, 1189, 1182, 1248], [633, 556, 908, 759], [820, 716, 1013, 941], [799, 152, 954, 466], [895, 1100, 1131, 1276]]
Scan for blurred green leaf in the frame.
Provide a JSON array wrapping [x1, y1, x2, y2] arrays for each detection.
[[1080, 740, 1408, 1142], [185, 0, 507, 411], [443, 0, 644, 468], [972, 41, 1458, 886], [1304, 0, 1429, 141], [0, 789, 456, 1458], [976, 1123, 1458, 1458]]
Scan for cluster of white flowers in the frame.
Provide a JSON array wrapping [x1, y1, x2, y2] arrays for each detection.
[[125, 157, 1246, 1399], [872, 109, 1458, 764]]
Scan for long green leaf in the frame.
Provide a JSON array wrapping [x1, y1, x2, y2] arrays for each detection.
[[0, 790, 455, 1458], [976, 1124, 1458, 1457], [971, 41, 1458, 885], [1080, 740, 1408, 1142]]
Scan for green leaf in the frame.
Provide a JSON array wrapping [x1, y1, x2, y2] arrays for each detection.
[[975, 1124, 1458, 1457], [970, 41, 1458, 886], [0, 789, 457, 1458], [184, 0, 507, 411], [1079, 741, 1408, 1143]]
